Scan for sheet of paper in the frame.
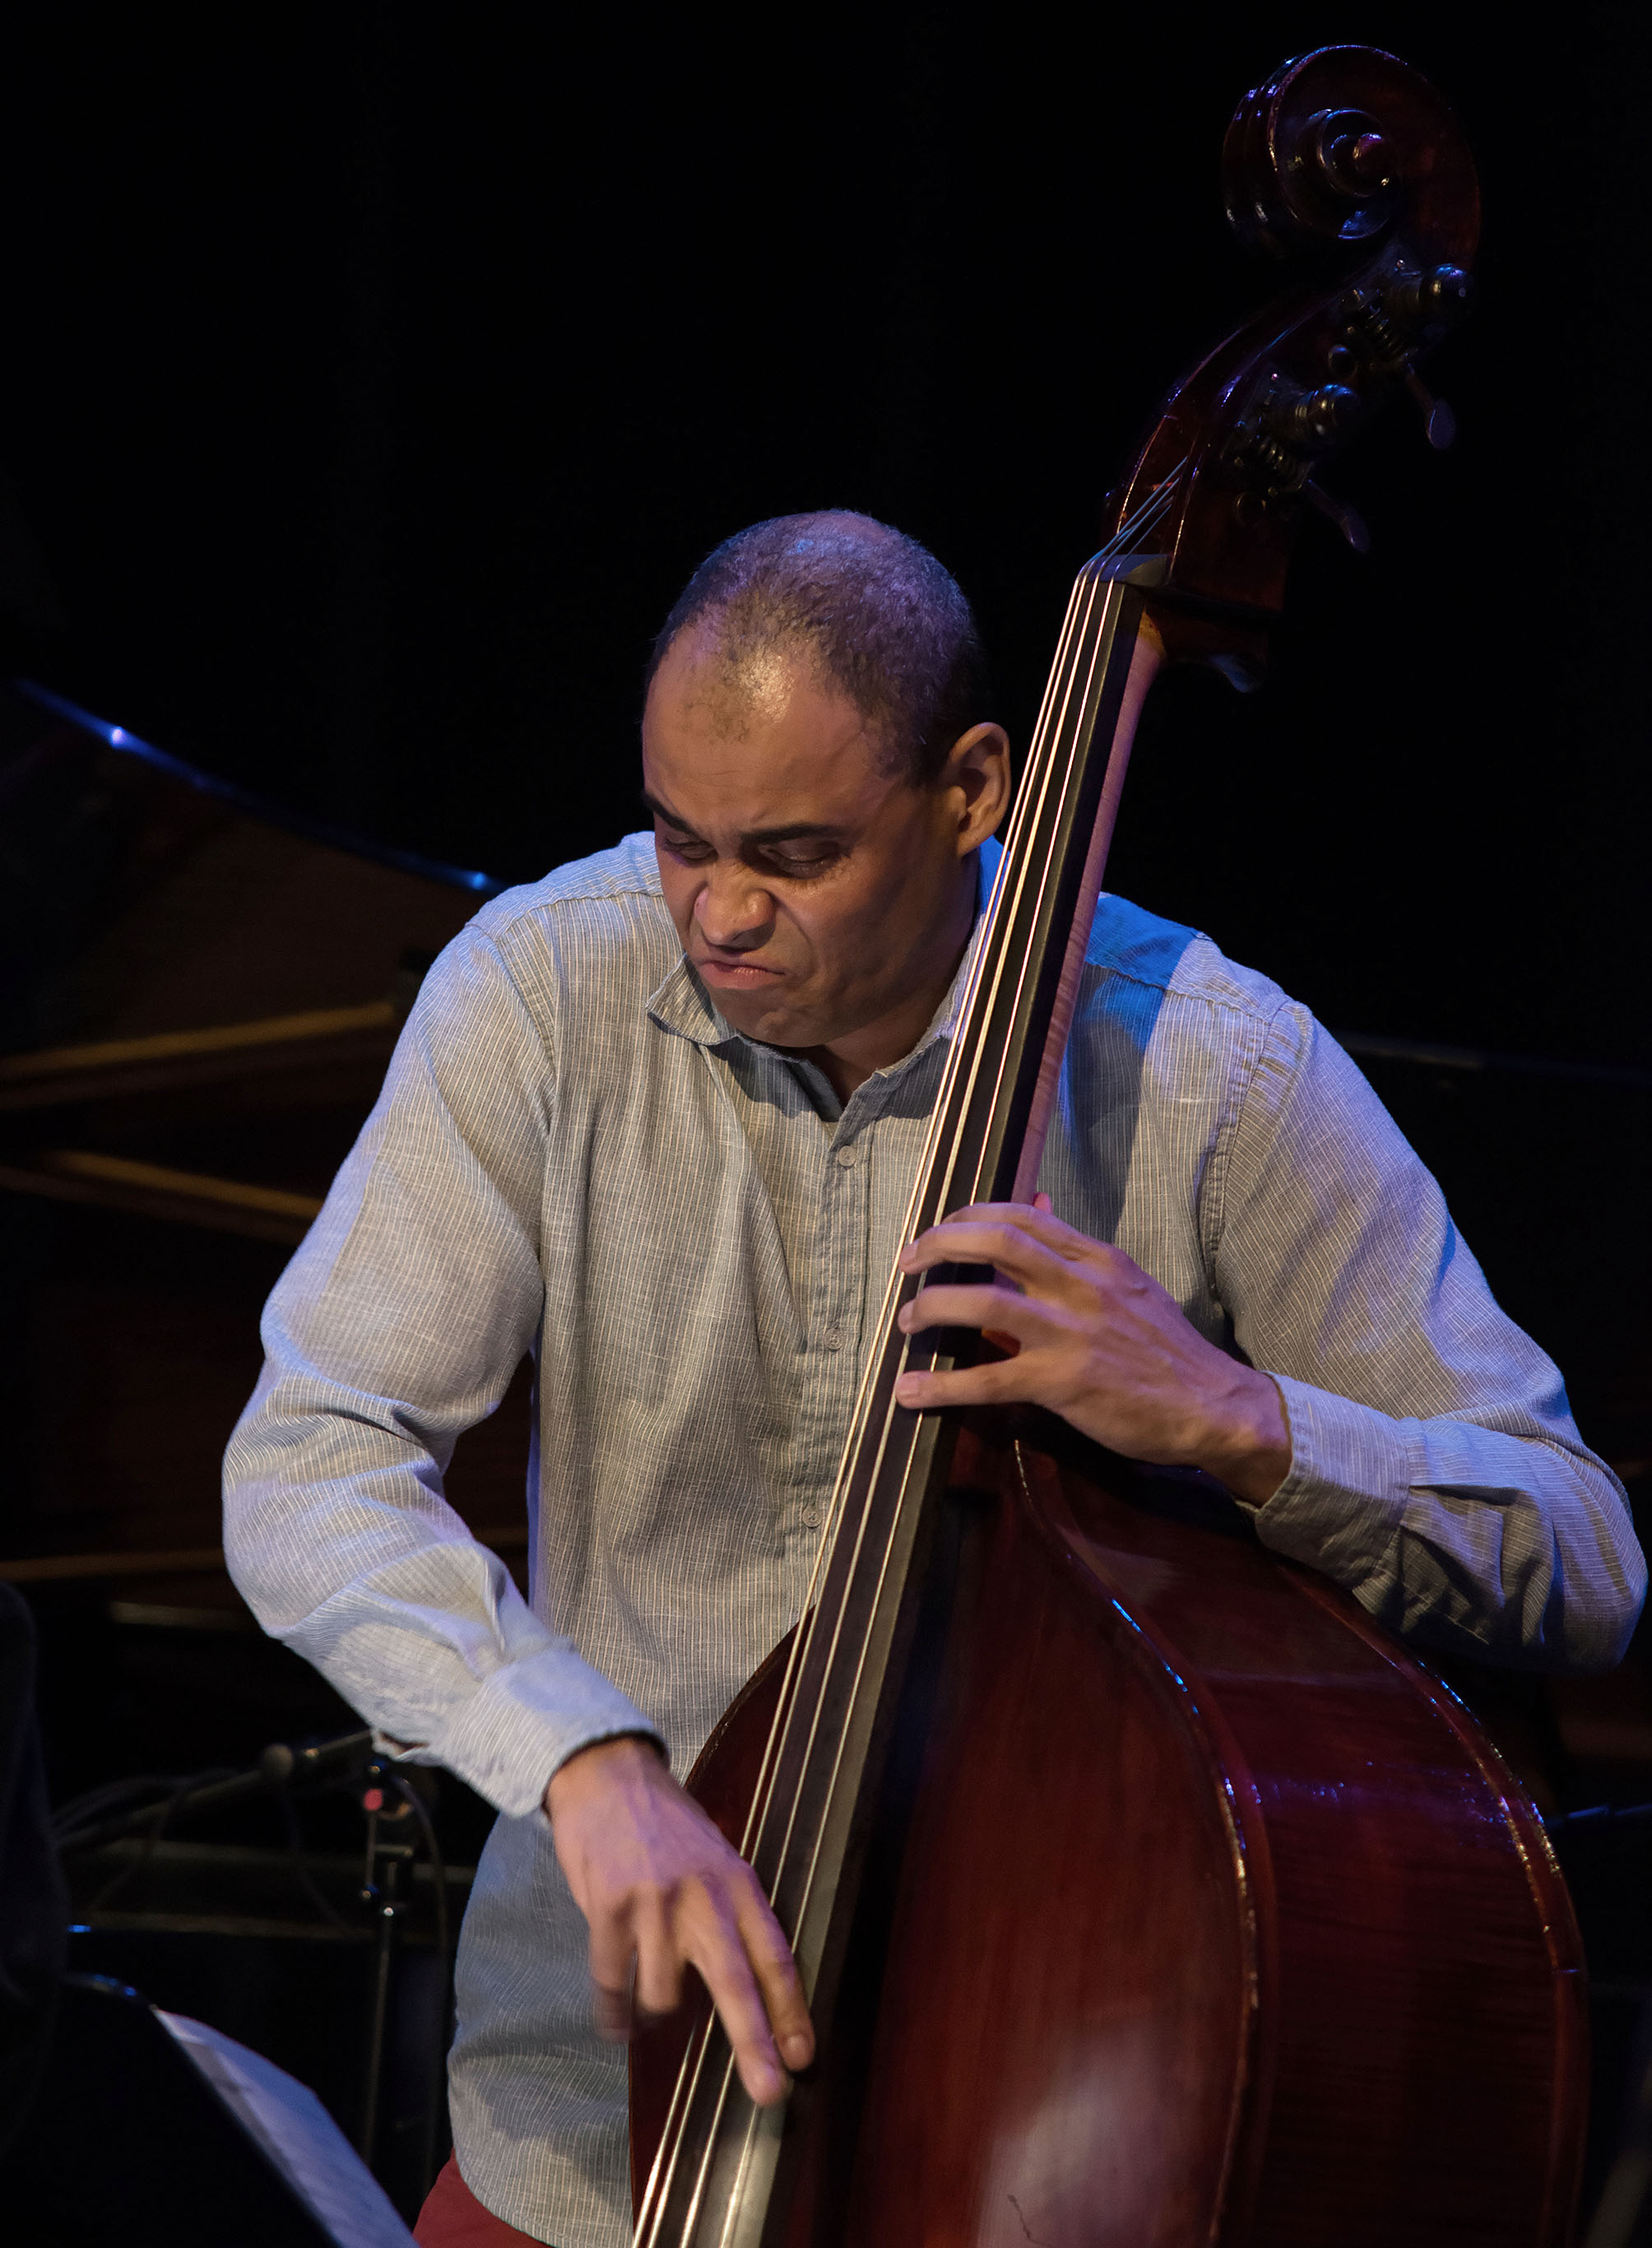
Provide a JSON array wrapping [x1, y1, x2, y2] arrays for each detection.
[[155, 2009, 418, 2248]]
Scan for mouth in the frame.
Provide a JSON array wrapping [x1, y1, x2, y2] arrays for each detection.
[[694, 953, 786, 992]]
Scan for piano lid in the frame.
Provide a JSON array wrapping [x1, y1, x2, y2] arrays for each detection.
[[0, 680, 503, 1240], [0, 680, 533, 1599]]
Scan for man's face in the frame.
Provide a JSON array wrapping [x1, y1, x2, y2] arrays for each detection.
[[642, 633, 996, 1056]]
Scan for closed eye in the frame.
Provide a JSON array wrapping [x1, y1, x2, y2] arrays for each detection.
[[759, 843, 842, 877], [647, 797, 847, 878]]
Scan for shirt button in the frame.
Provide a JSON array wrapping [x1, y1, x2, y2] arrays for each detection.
[[834, 1145, 858, 1169], [802, 1503, 822, 1527], [823, 1325, 842, 1352]]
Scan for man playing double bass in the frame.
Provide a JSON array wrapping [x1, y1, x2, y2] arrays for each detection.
[[224, 511, 1645, 2248]]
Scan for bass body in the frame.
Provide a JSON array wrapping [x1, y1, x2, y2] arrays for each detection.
[[634, 1415, 1585, 2246]]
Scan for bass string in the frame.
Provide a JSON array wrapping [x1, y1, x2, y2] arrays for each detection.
[[633, 611, 1133, 2248], [632, 591, 1120, 2248], [929, 467, 1181, 1228], [768, 564, 1144, 1962], [633, 513, 1175, 2248], [634, 470, 1184, 2248], [945, 563, 1155, 1214], [630, 575, 1118, 2248], [691, 569, 1130, 2248], [744, 478, 1184, 1976], [633, 545, 1166, 2248], [722, 544, 1114, 1873], [714, 457, 1186, 1894], [742, 563, 1118, 1911], [745, 462, 1183, 1909], [763, 454, 1186, 1664]]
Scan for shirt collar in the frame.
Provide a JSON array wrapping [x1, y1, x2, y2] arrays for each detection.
[[646, 834, 1001, 1074]]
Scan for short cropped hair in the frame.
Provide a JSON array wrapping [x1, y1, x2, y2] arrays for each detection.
[[646, 510, 989, 786]]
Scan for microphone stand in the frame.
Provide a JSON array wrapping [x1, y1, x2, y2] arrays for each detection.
[[52, 1727, 453, 2193]]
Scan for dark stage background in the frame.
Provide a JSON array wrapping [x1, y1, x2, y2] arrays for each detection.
[[6, 3, 1651, 1418], [3, 2, 1652, 2225], [2, 2, 1645, 1056]]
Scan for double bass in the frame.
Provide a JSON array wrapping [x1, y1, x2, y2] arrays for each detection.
[[633, 48, 1585, 2247]]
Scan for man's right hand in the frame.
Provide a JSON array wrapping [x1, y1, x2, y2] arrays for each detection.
[[545, 1734, 814, 2108]]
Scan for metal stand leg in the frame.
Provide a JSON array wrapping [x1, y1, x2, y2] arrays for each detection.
[[355, 1759, 411, 2170]]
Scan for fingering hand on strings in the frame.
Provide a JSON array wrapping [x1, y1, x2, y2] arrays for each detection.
[[891, 1197, 1292, 1508], [545, 1734, 814, 2107]]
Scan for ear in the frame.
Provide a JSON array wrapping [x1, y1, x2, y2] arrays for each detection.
[[940, 722, 1012, 852]]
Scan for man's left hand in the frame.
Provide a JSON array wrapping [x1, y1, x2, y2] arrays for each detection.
[[893, 1199, 1291, 1507]]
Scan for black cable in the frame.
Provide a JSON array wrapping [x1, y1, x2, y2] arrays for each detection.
[[390, 1777, 449, 1976], [272, 1780, 357, 1936], [52, 1729, 375, 1855], [52, 1773, 188, 1847], [87, 1768, 234, 1909]]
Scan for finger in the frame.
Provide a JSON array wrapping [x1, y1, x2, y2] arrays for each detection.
[[733, 1890, 814, 2071], [592, 1981, 634, 2042], [898, 1283, 1040, 1339], [740, 1915, 812, 2071], [898, 1232, 1079, 1303], [689, 1900, 792, 2106], [940, 1201, 1094, 1260], [898, 1219, 1070, 1291], [893, 1357, 1027, 1412], [587, 1914, 637, 2042], [630, 1895, 688, 2022]]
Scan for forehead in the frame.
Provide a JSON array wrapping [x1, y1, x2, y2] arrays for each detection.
[[643, 634, 895, 829]]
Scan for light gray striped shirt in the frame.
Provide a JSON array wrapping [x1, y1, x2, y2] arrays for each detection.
[[223, 829, 1644, 2247]]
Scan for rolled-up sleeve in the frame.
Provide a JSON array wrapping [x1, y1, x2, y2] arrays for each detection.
[[222, 930, 659, 1818], [1212, 1004, 1646, 1672]]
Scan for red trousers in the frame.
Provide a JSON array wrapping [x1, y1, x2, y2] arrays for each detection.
[[414, 2154, 549, 2246]]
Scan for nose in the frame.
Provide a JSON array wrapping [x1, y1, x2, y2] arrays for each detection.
[[694, 862, 776, 953]]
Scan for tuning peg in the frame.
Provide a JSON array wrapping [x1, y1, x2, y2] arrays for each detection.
[[1402, 367, 1457, 448], [1385, 264, 1474, 334], [1303, 481, 1371, 554], [1276, 382, 1361, 448]]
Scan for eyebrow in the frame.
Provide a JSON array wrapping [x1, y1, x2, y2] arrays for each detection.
[[640, 791, 850, 848]]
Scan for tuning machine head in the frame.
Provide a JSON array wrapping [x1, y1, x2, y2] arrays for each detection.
[[1325, 258, 1473, 448]]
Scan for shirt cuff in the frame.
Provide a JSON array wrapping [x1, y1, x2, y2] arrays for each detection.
[[416, 1643, 665, 1820], [1249, 1372, 1413, 1589]]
